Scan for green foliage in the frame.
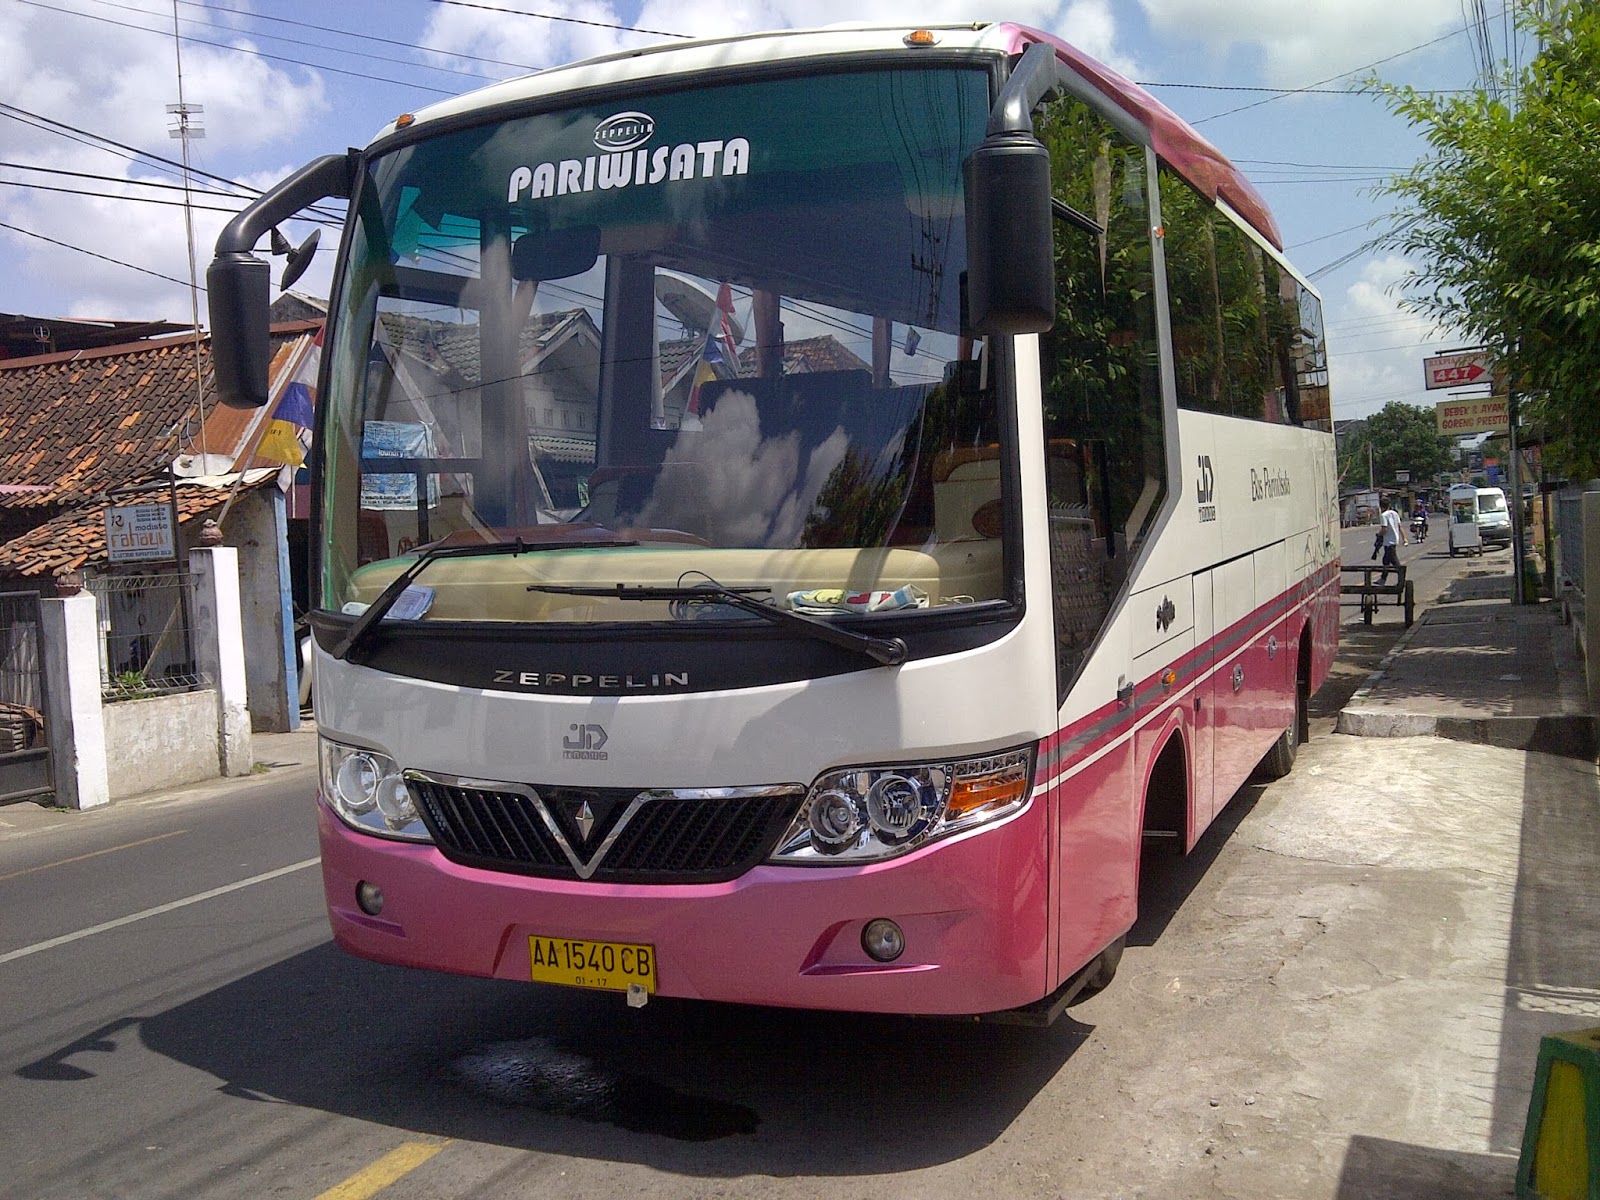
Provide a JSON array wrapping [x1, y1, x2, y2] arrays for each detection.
[[1370, 3, 1600, 475], [108, 669, 152, 701], [1338, 402, 1454, 487]]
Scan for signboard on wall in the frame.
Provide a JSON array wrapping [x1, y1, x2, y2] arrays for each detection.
[[1436, 395, 1510, 436], [105, 503, 175, 563]]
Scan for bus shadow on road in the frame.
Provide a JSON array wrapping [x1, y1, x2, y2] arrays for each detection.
[[1128, 781, 1265, 949], [124, 943, 1094, 1171]]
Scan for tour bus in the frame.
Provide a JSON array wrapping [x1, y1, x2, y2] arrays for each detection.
[[207, 22, 1339, 1022]]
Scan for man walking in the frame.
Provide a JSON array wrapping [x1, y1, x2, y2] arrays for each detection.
[[1379, 498, 1407, 584]]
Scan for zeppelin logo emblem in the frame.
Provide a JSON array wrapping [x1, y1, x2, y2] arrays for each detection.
[[594, 111, 655, 151]]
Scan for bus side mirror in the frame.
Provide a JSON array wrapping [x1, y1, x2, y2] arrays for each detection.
[[206, 252, 273, 408], [206, 151, 358, 408], [963, 132, 1054, 336]]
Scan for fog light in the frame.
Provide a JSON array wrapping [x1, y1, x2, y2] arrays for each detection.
[[861, 918, 905, 962], [355, 880, 385, 916]]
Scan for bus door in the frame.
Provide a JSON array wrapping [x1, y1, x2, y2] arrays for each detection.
[[1252, 540, 1293, 763], [1208, 554, 1258, 815], [1190, 568, 1217, 843]]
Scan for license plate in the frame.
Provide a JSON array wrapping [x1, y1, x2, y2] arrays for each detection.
[[528, 935, 657, 994]]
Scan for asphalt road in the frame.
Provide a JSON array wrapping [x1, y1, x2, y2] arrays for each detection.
[[0, 547, 1542, 1199], [1336, 519, 1510, 627]]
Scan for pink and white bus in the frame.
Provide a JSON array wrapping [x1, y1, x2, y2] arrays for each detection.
[[208, 22, 1338, 1022]]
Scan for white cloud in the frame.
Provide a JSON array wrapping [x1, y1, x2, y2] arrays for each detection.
[[0, 1, 327, 321], [418, 2, 1138, 80], [1326, 254, 1464, 419], [1136, 0, 1462, 86]]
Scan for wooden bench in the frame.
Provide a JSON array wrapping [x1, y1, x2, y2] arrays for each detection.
[[1341, 563, 1415, 627]]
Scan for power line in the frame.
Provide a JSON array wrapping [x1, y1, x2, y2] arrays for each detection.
[[1285, 219, 1383, 249], [0, 217, 199, 288], [1236, 158, 1413, 171], [0, 102, 341, 223], [0, 159, 245, 197], [71, 0, 504, 82], [0, 178, 245, 212], [1192, 18, 1494, 124], [179, 0, 536, 72], [424, 0, 691, 40], [10, 0, 460, 95]]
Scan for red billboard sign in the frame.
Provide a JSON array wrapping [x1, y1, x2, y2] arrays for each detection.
[[1423, 349, 1493, 390]]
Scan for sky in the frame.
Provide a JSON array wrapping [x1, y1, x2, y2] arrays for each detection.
[[0, 0, 1533, 420]]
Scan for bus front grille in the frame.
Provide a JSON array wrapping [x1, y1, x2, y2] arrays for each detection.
[[406, 773, 803, 883]]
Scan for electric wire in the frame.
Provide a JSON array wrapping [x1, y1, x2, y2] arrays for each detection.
[[0, 217, 198, 288], [1191, 16, 1500, 124], [68, 0, 505, 81], [9, 0, 461, 95], [179, 0, 536, 72], [424, 0, 691, 40]]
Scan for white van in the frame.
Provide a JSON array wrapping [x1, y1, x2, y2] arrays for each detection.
[[1448, 484, 1510, 556]]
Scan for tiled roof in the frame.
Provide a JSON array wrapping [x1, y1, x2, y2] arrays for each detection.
[[738, 335, 871, 376], [0, 322, 319, 510], [0, 475, 277, 578], [377, 309, 600, 382]]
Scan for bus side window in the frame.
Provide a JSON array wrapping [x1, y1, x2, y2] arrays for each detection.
[[1035, 92, 1166, 694]]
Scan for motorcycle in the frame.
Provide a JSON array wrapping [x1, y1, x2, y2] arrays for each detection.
[[1410, 513, 1429, 542]]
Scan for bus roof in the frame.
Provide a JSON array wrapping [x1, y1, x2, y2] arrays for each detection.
[[376, 21, 1280, 250]]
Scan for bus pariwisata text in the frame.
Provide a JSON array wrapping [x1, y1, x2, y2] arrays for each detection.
[[207, 21, 1339, 1023]]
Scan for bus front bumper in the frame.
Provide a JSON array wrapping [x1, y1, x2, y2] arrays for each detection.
[[317, 799, 1050, 1016]]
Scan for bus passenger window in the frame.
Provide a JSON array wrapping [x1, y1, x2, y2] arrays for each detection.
[[1035, 93, 1166, 691]]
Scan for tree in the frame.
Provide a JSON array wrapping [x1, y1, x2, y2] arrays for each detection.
[[1371, 3, 1600, 474], [1339, 402, 1454, 488]]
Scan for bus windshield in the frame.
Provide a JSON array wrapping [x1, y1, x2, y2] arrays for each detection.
[[319, 67, 1004, 627]]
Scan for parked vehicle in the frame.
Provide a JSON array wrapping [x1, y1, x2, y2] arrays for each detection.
[[1475, 487, 1513, 548], [1448, 484, 1510, 556]]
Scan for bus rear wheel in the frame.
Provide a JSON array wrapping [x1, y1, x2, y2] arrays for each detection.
[[1257, 650, 1309, 781]]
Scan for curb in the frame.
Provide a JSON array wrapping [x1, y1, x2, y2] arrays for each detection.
[[1336, 609, 1600, 760], [1334, 614, 1431, 737]]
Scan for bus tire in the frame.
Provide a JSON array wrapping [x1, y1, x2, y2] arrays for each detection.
[[1257, 645, 1309, 781], [1068, 936, 1125, 1006]]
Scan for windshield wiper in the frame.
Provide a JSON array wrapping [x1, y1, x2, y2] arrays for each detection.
[[331, 538, 637, 661], [525, 577, 909, 667]]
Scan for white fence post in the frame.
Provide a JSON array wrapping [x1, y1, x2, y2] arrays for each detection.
[[189, 547, 253, 776], [40, 591, 110, 809]]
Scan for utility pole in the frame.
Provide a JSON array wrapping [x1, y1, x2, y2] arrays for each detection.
[[1508, 386, 1528, 602], [169, 0, 206, 468]]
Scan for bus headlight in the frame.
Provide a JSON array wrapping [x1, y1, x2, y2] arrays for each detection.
[[318, 737, 432, 842], [770, 746, 1035, 864]]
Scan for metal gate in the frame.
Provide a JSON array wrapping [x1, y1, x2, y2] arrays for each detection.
[[0, 591, 50, 804]]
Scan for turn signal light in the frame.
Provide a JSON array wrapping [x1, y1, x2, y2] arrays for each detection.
[[947, 760, 1030, 818]]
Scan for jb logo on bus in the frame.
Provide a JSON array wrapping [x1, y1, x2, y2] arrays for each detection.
[[1196, 455, 1217, 523], [563, 724, 609, 761]]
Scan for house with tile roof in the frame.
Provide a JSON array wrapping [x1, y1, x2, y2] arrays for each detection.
[[0, 321, 322, 735]]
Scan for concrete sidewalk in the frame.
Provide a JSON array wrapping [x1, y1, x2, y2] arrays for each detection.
[[1337, 554, 1599, 760]]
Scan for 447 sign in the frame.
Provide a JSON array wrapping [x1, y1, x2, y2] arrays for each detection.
[[1423, 349, 1493, 390]]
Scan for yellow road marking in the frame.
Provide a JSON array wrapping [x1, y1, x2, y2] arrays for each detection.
[[0, 830, 188, 883], [315, 1141, 450, 1200]]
